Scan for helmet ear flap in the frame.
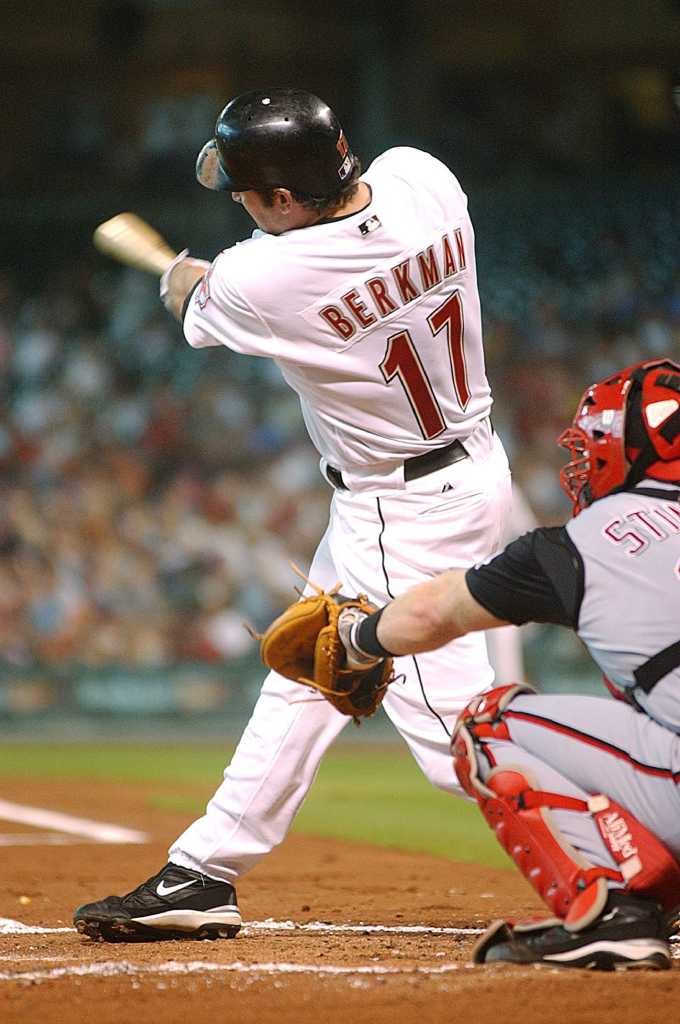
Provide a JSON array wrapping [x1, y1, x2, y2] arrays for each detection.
[[624, 362, 680, 485], [196, 140, 231, 192], [643, 368, 680, 459]]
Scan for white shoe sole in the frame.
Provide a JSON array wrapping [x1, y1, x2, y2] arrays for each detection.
[[543, 937, 671, 970], [131, 906, 242, 932], [75, 905, 241, 942]]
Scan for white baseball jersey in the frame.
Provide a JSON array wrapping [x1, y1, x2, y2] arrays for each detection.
[[170, 146, 511, 884], [184, 147, 492, 469]]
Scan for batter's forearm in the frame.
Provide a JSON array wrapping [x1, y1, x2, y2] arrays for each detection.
[[166, 263, 207, 321], [160, 254, 211, 321]]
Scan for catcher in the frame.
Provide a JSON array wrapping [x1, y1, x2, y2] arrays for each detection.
[[264, 358, 680, 970]]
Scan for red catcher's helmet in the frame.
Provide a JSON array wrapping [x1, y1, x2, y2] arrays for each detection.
[[558, 359, 680, 515]]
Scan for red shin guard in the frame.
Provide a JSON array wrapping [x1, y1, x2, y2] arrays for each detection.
[[464, 753, 614, 930], [589, 795, 680, 913], [452, 684, 680, 929]]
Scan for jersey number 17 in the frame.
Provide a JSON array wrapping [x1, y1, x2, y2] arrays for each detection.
[[380, 291, 469, 439]]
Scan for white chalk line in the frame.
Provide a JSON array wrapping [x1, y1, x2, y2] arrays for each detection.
[[243, 918, 483, 936], [0, 833, 93, 847], [0, 800, 148, 845], [3, 915, 678, 946], [0, 919, 74, 935], [6, 946, 680, 984], [0, 959, 467, 983], [0, 916, 482, 937], [0, 917, 678, 983]]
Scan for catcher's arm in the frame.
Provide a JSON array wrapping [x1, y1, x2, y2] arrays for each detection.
[[343, 569, 508, 662]]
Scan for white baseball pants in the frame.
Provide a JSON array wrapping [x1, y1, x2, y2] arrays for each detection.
[[170, 432, 512, 882]]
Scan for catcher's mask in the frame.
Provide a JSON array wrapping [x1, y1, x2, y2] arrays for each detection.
[[558, 358, 680, 515], [195, 87, 359, 199]]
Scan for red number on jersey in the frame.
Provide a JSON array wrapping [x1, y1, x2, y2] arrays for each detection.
[[380, 331, 446, 439], [380, 291, 469, 439], [427, 291, 469, 410]]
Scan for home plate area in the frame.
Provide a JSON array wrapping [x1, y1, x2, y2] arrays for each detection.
[[0, 798, 677, 1024], [0, 916, 480, 981], [2, 912, 680, 1024]]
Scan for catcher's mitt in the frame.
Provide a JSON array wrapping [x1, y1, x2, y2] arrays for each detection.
[[257, 574, 394, 721]]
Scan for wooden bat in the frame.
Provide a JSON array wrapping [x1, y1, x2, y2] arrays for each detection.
[[93, 213, 178, 276]]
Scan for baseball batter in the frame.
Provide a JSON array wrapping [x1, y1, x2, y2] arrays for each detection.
[[338, 358, 680, 969], [74, 88, 511, 942]]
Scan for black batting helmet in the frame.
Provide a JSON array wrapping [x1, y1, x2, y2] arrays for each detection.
[[195, 88, 359, 199]]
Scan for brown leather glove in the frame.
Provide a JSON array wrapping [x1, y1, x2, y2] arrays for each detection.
[[259, 583, 394, 721]]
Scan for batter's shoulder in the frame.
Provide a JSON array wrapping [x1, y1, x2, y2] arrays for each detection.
[[368, 146, 451, 171], [210, 232, 282, 295], [215, 232, 277, 271], [366, 147, 465, 195]]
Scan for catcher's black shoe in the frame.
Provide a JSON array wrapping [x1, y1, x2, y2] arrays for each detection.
[[472, 893, 670, 971], [74, 863, 241, 942]]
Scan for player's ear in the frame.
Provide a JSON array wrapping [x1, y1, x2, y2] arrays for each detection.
[[272, 188, 295, 214]]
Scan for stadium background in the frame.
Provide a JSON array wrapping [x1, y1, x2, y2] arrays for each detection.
[[0, 3, 678, 743], [1, 9, 680, 1020]]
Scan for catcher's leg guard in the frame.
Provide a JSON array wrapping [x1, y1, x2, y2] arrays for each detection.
[[466, 757, 616, 929], [451, 683, 535, 796], [453, 684, 680, 928], [588, 795, 680, 914]]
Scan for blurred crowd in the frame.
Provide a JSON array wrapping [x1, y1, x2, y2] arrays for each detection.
[[1, 176, 679, 669], [478, 175, 680, 517], [0, 268, 329, 668]]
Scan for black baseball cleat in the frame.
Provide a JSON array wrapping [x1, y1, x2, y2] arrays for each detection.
[[472, 893, 671, 971], [74, 863, 241, 942]]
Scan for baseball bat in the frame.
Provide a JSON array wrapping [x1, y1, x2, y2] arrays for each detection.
[[93, 212, 178, 276]]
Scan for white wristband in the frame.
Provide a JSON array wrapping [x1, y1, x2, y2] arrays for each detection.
[[159, 248, 189, 302], [338, 607, 383, 670]]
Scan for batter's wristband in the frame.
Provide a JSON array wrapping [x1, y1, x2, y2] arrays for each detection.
[[180, 276, 203, 322], [356, 607, 394, 659]]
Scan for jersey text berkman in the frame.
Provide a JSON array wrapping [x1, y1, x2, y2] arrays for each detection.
[[319, 227, 467, 340]]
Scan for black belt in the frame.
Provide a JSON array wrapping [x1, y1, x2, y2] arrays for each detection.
[[326, 437, 469, 491]]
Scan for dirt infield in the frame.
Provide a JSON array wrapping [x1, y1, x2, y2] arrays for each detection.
[[0, 776, 677, 1024]]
